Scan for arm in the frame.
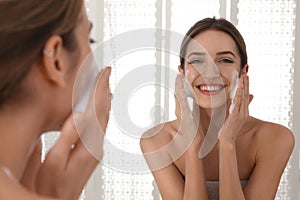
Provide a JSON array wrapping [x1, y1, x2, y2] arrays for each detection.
[[184, 148, 208, 200], [218, 74, 248, 199], [243, 125, 294, 199], [218, 75, 294, 199], [140, 130, 185, 200], [219, 140, 245, 200], [140, 75, 208, 200], [140, 134, 208, 200], [218, 132, 293, 200]]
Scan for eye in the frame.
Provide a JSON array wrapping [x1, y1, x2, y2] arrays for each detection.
[[188, 59, 205, 65], [220, 58, 233, 63], [90, 38, 96, 44]]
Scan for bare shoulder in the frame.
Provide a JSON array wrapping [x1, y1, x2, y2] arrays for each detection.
[[251, 117, 295, 157], [140, 120, 178, 153]]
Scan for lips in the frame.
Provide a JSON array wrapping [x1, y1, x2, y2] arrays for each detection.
[[196, 84, 226, 95]]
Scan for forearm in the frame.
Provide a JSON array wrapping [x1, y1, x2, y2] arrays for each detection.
[[219, 140, 245, 200], [183, 150, 208, 200]]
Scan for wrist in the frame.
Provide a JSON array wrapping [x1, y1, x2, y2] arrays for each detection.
[[218, 133, 237, 145], [219, 139, 236, 152], [184, 150, 204, 169], [186, 147, 199, 156], [186, 131, 204, 151], [185, 148, 201, 161]]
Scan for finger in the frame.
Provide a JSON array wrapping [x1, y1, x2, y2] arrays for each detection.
[[175, 74, 185, 96], [249, 94, 254, 104], [174, 93, 181, 119], [72, 110, 106, 162], [20, 138, 42, 192], [192, 98, 200, 120], [98, 66, 112, 88], [175, 75, 187, 103], [95, 67, 111, 96], [64, 139, 99, 198], [241, 75, 249, 116], [244, 75, 250, 115], [94, 67, 112, 133], [245, 76, 249, 103], [175, 75, 191, 119], [68, 139, 99, 174], [239, 75, 246, 115], [232, 79, 243, 115], [86, 67, 112, 112], [45, 115, 80, 168], [84, 67, 111, 126]]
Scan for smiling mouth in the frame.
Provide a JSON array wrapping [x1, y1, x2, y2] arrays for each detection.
[[196, 84, 226, 95]]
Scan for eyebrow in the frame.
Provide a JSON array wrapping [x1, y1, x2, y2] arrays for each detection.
[[187, 52, 206, 58], [216, 51, 236, 57], [187, 51, 236, 59]]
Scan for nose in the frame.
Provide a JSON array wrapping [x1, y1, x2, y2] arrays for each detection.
[[199, 59, 220, 78]]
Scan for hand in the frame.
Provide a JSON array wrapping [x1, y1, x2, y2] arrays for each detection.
[[218, 74, 251, 143], [20, 67, 112, 200], [174, 75, 203, 154]]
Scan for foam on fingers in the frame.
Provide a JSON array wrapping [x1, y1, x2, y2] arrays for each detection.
[[229, 70, 239, 114]]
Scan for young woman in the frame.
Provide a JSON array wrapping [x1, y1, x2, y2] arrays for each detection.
[[0, 0, 111, 199], [141, 18, 294, 200]]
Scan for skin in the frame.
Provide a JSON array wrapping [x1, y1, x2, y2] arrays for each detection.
[[0, 6, 112, 200], [141, 30, 295, 200]]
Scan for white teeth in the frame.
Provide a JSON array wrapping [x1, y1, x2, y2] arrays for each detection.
[[199, 85, 223, 92]]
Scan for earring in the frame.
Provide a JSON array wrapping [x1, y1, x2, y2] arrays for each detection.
[[43, 49, 54, 57]]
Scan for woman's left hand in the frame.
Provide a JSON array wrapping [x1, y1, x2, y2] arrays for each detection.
[[20, 67, 112, 199], [218, 74, 251, 143]]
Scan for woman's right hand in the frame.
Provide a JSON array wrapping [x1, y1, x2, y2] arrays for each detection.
[[174, 75, 203, 155], [21, 67, 112, 200], [173, 75, 208, 200]]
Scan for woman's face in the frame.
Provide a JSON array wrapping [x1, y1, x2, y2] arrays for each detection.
[[183, 30, 244, 109]]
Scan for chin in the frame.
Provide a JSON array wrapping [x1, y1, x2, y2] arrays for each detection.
[[197, 101, 228, 110], [194, 92, 228, 109], [196, 97, 230, 113]]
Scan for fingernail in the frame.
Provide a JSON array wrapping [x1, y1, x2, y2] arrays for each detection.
[[106, 67, 112, 76]]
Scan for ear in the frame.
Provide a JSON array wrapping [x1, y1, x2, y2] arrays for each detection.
[[241, 64, 249, 75], [178, 65, 185, 77], [41, 35, 68, 88]]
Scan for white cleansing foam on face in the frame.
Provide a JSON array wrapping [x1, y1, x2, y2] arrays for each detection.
[[229, 70, 239, 114], [73, 55, 101, 113]]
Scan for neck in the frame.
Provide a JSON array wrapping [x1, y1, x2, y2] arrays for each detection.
[[0, 102, 47, 180], [199, 104, 228, 135]]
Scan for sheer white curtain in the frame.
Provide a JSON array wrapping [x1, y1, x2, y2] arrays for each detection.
[[85, 1, 158, 199], [237, 1, 297, 199], [42, 0, 299, 199]]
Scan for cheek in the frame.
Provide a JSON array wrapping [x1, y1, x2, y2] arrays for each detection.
[[71, 40, 92, 76], [184, 65, 199, 82], [77, 43, 91, 65], [220, 69, 233, 81], [218, 65, 240, 80], [64, 50, 82, 93]]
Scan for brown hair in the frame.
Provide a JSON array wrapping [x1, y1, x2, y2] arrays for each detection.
[[0, 0, 83, 105], [180, 17, 247, 70]]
